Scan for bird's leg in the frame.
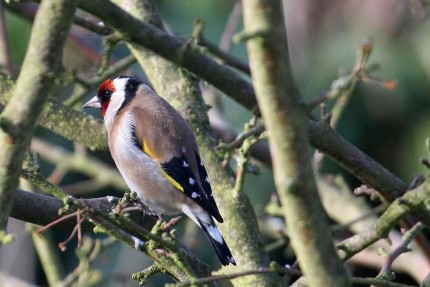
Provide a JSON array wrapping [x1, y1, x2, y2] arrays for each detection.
[[145, 210, 167, 222], [156, 212, 165, 222]]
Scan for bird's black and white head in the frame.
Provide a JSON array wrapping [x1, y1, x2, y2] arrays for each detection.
[[83, 76, 141, 126]]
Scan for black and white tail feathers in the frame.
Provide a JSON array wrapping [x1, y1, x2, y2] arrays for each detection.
[[198, 218, 236, 266]]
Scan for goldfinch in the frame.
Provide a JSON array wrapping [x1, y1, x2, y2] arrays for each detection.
[[83, 76, 236, 266]]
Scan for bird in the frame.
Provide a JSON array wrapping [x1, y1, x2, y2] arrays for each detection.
[[83, 75, 236, 266]]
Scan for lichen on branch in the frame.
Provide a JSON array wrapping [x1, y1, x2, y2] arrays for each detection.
[[0, 0, 78, 232]]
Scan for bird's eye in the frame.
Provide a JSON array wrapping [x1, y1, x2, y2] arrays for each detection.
[[100, 90, 112, 100]]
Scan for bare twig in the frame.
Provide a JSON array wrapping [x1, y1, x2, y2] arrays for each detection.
[[59, 237, 117, 287], [57, 212, 86, 251], [377, 222, 426, 281], [65, 54, 136, 107], [217, 120, 265, 150], [232, 118, 266, 195], [166, 265, 298, 287], [37, 212, 80, 237], [337, 178, 430, 261], [220, 1, 243, 52], [30, 138, 126, 192], [197, 36, 250, 75]]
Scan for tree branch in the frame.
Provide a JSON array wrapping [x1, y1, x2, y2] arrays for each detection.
[[337, 177, 430, 261], [78, 0, 259, 113], [0, 0, 77, 231], [30, 138, 125, 191], [11, 188, 144, 231], [0, 77, 108, 151], [242, 1, 350, 286]]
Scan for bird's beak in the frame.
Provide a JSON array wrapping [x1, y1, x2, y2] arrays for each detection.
[[83, 95, 102, 109]]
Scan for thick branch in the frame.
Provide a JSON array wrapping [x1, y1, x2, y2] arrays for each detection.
[[242, 1, 350, 286], [78, 0, 258, 113], [308, 120, 407, 200], [0, 0, 77, 231], [10, 188, 152, 231], [0, 77, 108, 151]]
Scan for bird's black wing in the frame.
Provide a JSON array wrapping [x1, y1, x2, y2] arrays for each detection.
[[160, 153, 223, 222]]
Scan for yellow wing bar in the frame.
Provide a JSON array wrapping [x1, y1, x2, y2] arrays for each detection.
[[143, 140, 185, 192], [161, 169, 184, 192]]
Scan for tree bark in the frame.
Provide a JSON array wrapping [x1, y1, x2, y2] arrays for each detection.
[[0, 0, 77, 232], [242, 1, 350, 286]]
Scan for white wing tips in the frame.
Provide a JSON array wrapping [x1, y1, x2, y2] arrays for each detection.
[[180, 205, 236, 265], [198, 218, 237, 266], [206, 223, 224, 244]]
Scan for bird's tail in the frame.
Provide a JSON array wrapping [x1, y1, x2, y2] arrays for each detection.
[[198, 218, 236, 266]]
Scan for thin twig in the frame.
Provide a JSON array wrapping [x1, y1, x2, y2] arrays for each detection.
[[336, 178, 430, 261], [218, 120, 265, 150], [59, 238, 116, 287], [77, 210, 82, 248], [58, 214, 86, 251], [377, 222, 426, 281], [64, 54, 137, 107], [166, 266, 301, 287], [198, 37, 250, 75], [219, 1, 243, 52], [37, 212, 79, 236], [331, 204, 386, 233]]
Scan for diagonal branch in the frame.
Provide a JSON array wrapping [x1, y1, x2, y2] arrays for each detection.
[[0, 78, 108, 151], [78, 0, 259, 113]]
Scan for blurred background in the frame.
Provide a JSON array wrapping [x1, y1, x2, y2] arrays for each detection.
[[1, 0, 430, 286]]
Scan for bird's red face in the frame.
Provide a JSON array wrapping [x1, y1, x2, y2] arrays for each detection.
[[97, 79, 115, 117], [83, 76, 140, 121]]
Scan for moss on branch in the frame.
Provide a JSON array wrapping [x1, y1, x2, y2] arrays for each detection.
[[0, 0, 78, 231], [0, 78, 108, 151]]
